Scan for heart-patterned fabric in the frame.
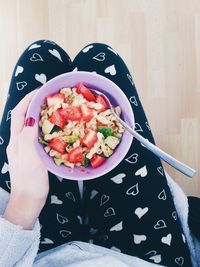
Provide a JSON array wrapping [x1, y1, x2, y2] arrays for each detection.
[[72, 43, 193, 267], [0, 41, 192, 267]]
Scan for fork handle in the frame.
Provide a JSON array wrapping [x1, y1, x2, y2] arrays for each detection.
[[116, 115, 196, 178]]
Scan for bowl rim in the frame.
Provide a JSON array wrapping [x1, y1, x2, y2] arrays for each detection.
[[26, 71, 135, 180]]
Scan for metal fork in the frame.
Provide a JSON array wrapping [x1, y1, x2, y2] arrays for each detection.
[[91, 89, 196, 178]]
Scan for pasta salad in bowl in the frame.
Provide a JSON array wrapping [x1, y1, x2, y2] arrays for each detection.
[[25, 71, 134, 180]]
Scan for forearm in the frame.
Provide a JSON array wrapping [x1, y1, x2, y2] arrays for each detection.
[[3, 193, 45, 230]]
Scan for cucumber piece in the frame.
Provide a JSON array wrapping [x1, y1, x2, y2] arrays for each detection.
[[38, 137, 49, 145], [83, 152, 89, 167], [65, 135, 79, 144], [113, 132, 122, 139], [50, 125, 62, 134], [96, 153, 108, 159], [42, 119, 54, 134], [97, 126, 113, 138], [104, 136, 120, 149], [54, 158, 65, 166]]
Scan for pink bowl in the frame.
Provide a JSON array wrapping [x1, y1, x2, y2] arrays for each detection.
[[26, 71, 134, 180]]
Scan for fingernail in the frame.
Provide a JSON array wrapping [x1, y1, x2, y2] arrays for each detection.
[[25, 117, 35, 127]]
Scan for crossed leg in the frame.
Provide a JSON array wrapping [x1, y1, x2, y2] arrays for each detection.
[[0, 40, 85, 252], [72, 43, 193, 267]]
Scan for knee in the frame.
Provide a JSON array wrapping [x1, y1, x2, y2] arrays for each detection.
[[26, 39, 57, 49], [84, 42, 117, 53]]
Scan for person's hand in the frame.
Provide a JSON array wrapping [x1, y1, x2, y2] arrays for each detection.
[[3, 90, 49, 230]]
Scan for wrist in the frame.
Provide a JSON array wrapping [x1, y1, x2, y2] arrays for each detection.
[[3, 193, 45, 230]]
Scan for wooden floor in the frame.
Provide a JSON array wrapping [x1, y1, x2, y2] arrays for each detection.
[[0, 0, 199, 196]]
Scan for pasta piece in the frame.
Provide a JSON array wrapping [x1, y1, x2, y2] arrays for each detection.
[[60, 87, 72, 95]]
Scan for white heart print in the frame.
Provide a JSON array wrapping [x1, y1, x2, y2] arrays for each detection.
[[51, 195, 63, 205], [145, 121, 151, 131], [44, 40, 56, 45], [56, 175, 63, 182], [172, 211, 177, 220], [110, 173, 126, 184], [135, 165, 147, 177], [104, 207, 116, 217], [35, 73, 47, 84], [125, 153, 138, 164], [30, 53, 43, 62], [15, 65, 24, 77], [104, 64, 116, 76], [145, 251, 162, 264], [161, 233, 172, 246], [77, 215, 83, 225], [134, 123, 143, 132], [56, 213, 68, 224], [126, 183, 139, 196], [90, 190, 98, 200], [59, 230, 71, 238], [48, 49, 63, 62], [157, 166, 164, 176], [41, 238, 54, 244], [72, 67, 78, 72], [110, 221, 123, 232], [28, 43, 41, 50], [6, 110, 12, 121], [107, 47, 118, 55], [5, 181, 11, 189], [100, 194, 110, 206], [150, 254, 161, 264], [92, 52, 106, 61], [133, 234, 147, 244], [129, 96, 138, 106], [110, 246, 121, 253], [154, 219, 167, 229], [182, 233, 186, 243], [0, 136, 4, 145], [175, 257, 184, 266], [16, 81, 27, 91], [1, 162, 9, 174], [158, 189, 167, 200], [127, 73, 134, 85], [89, 228, 98, 235], [135, 207, 149, 219], [66, 192, 75, 202], [82, 45, 93, 53]]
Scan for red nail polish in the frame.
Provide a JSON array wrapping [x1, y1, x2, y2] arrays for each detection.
[[25, 117, 35, 127]]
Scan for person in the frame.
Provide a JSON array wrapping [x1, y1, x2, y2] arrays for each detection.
[[0, 40, 199, 267]]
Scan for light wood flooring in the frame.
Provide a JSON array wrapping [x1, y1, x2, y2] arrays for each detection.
[[0, 0, 199, 196]]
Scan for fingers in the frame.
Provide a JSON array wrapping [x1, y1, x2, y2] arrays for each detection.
[[22, 118, 38, 140], [10, 89, 38, 139]]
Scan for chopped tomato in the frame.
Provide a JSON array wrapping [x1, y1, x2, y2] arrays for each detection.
[[96, 95, 109, 112], [91, 154, 106, 168], [49, 138, 67, 154], [59, 106, 81, 122], [49, 109, 66, 129], [97, 119, 108, 126], [47, 93, 65, 107], [68, 146, 84, 164], [76, 83, 96, 102], [81, 129, 98, 149], [80, 104, 94, 122]]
